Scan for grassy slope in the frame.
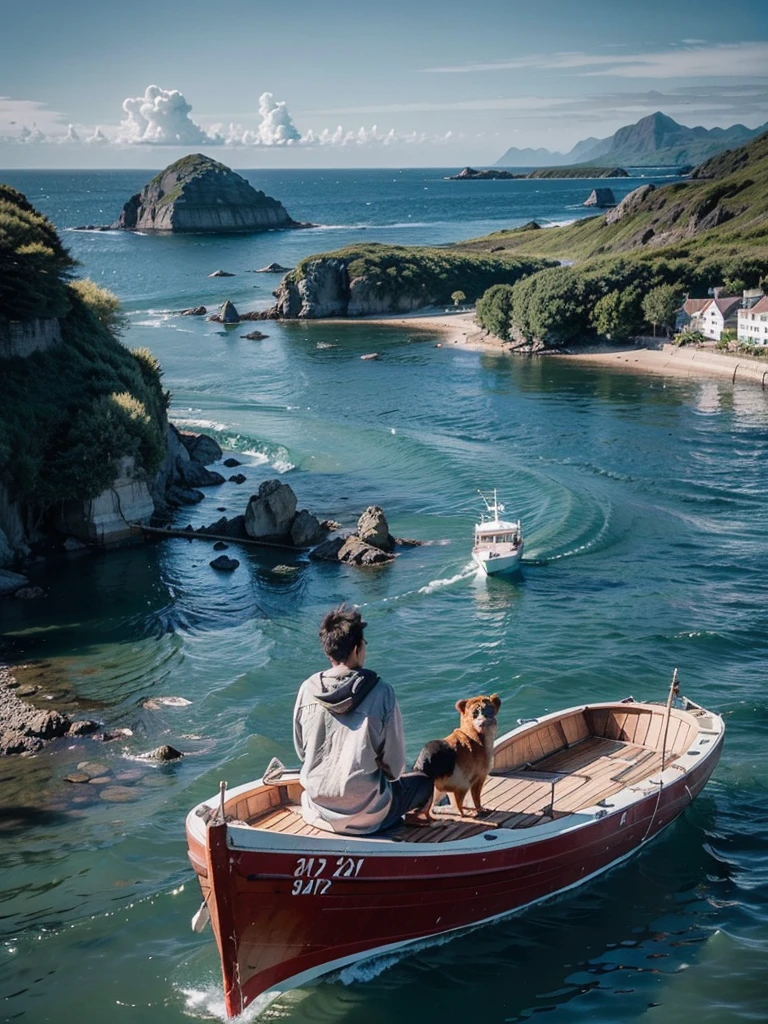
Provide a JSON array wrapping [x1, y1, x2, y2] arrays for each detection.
[[456, 130, 768, 263], [289, 243, 557, 303]]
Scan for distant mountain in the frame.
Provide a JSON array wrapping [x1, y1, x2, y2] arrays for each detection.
[[496, 112, 768, 169]]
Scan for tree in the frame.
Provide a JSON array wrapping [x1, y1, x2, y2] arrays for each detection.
[[722, 276, 746, 295], [590, 287, 642, 341], [476, 284, 515, 340], [642, 284, 680, 337], [451, 289, 466, 308]]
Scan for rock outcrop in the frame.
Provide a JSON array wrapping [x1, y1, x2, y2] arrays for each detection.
[[584, 188, 616, 207], [114, 154, 300, 233], [605, 184, 656, 225], [56, 455, 154, 546], [208, 300, 240, 324], [290, 510, 325, 547], [245, 480, 298, 541], [272, 259, 425, 319], [357, 506, 395, 552]]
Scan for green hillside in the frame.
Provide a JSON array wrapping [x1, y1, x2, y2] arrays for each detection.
[[460, 129, 768, 264], [464, 130, 768, 347]]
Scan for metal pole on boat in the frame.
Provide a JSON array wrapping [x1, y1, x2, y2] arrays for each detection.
[[660, 669, 679, 772], [217, 780, 227, 823]]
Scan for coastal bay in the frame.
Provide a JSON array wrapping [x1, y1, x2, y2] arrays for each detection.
[[1, 167, 767, 1024]]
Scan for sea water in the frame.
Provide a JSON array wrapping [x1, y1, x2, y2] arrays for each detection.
[[0, 168, 766, 1024]]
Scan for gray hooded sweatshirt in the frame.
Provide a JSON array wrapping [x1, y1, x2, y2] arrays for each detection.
[[293, 665, 406, 835]]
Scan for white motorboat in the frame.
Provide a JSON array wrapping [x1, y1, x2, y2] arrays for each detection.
[[472, 490, 524, 576]]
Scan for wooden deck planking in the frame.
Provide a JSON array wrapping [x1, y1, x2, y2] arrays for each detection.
[[246, 735, 677, 843]]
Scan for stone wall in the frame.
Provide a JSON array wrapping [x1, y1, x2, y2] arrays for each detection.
[[0, 318, 62, 359]]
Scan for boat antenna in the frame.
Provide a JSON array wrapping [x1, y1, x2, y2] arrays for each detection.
[[660, 668, 679, 771], [478, 489, 504, 518]]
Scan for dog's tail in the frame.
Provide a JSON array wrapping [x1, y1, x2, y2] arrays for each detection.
[[413, 739, 457, 781]]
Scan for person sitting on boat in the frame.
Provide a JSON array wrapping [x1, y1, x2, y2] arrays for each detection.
[[293, 605, 433, 835]]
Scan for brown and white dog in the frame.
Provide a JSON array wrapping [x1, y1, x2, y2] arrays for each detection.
[[414, 693, 501, 817]]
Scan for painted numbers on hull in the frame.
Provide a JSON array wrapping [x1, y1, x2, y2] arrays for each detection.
[[291, 856, 365, 896]]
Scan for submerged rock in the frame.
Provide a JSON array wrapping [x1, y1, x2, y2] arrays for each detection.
[[100, 786, 139, 802], [114, 154, 299, 233], [222, 457, 242, 468], [209, 269, 235, 277], [241, 330, 268, 340], [180, 305, 207, 316], [142, 744, 184, 761], [210, 554, 240, 571], [0, 569, 30, 597], [229, 473, 247, 484]]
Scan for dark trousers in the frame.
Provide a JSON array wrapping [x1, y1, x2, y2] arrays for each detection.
[[375, 772, 433, 833]]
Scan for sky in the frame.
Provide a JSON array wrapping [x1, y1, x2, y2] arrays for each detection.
[[2, 0, 768, 169]]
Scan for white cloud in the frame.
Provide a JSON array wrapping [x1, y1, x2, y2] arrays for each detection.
[[118, 84, 217, 145], [60, 124, 80, 144], [19, 125, 46, 143], [86, 127, 109, 145], [421, 41, 768, 80]]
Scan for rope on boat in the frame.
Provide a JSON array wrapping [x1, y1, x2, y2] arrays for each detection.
[[641, 668, 680, 843]]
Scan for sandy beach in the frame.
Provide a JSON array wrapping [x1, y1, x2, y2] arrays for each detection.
[[351, 310, 768, 387]]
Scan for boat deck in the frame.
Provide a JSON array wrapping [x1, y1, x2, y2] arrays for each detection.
[[247, 735, 669, 844]]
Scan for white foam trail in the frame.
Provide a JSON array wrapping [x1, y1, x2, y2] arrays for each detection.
[[418, 568, 474, 595], [175, 418, 230, 432]]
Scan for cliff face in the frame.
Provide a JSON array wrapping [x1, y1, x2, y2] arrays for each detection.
[[115, 154, 298, 233], [274, 259, 443, 318], [268, 245, 554, 319]]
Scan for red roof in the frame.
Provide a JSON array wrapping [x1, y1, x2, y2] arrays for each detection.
[[707, 297, 742, 318], [682, 298, 710, 315]]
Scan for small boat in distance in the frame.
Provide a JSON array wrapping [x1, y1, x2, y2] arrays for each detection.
[[472, 489, 524, 575], [185, 678, 724, 1018]]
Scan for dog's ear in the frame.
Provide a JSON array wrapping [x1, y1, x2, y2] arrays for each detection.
[[490, 693, 501, 711], [455, 699, 468, 714]]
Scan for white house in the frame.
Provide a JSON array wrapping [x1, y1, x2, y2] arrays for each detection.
[[697, 296, 742, 340], [737, 296, 768, 347]]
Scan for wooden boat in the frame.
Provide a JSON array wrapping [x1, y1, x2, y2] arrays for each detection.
[[472, 490, 524, 575], [185, 686, 723, 1018]]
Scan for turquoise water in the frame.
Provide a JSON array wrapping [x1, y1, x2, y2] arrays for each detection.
[[1, 170, 767, 1024]]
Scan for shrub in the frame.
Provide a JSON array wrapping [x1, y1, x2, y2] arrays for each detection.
[[69, 279, 128, 337], [0, 185, 76, 320], [476, 284, 515, 340]]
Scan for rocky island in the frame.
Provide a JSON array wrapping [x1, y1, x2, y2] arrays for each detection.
[[447, 166, 629, 181], [446, 167, 519, 180], [114, 154, 303, 233]]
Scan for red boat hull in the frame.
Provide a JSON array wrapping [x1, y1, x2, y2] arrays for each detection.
[[188, 734, 721, 1016]]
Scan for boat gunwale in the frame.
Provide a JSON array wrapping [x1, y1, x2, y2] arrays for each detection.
[[186, 700, 724, 858]]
